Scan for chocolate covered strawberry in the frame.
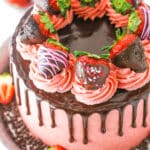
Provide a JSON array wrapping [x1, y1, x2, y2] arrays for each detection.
[[49, 0, 71, 16], [111, 0, 142, 15], [18, 15, 46, 44], [75, 51, 110, 90], [37, 38, 70, 79], [110, 31, 147, 72], [0, 73, 15, 105]]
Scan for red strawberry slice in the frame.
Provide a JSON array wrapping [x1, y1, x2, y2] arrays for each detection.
[[6, 0, 32, 7], [110, 34, 147, 72], [48, 145, 66, 150], [75, 52, 110, 90], [0, 73, 15, 105]]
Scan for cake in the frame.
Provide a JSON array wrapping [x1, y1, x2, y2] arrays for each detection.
[[9, 0, 150, 149]]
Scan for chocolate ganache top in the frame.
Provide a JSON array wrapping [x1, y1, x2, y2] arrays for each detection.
[[10, 7, 150, 115]]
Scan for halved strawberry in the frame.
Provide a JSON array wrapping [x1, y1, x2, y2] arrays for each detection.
[[0, 73, 15, 105], [110, 32, 147, 72], [75, 51, 110, 90], [37, 39, 70, 79], [6, 0, 32, 7], [48, 145, 66, 150]]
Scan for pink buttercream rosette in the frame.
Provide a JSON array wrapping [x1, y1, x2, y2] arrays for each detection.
[[29, 53, 75, 93], [71, 0, 108, 20], [106, 1, 129, 28], [116, 40, 150, 91], [71, 63, 118, 105]]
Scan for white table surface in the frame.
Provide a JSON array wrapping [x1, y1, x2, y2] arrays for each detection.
[[0, 0, 150, 149]]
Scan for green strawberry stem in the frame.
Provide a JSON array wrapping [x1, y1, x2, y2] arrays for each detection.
[[47, 38, 70, 52], [39, 11, 56, 33], [80, 0, 98, 7], [74, 50, 110, 60], [111, 0, 132, 15], [57, 0, 71, 17], [127, 10, 141, 33]]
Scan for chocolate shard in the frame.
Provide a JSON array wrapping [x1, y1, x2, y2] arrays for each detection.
[[34, 0, 60, 15], [112, 37, 147, 73], [18, 15, 46, 44]]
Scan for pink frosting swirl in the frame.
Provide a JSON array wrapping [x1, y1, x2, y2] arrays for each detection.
[[71, 0, 107, 20], [106, 1, 129, 28], [71, 64, 118, 105], [116, 58, 150, 91], [29, 53, 75, 93], [142, 39, 150, 60], [16, 36, 39, 60]]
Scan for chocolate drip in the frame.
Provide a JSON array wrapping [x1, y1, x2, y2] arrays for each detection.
[[82, 115, 88, 144], [16, 78, 21, 106], [67, 112, 74, 143], [101, 112, 107, 133], [132, 101, 138, 128], [50, 105, 56, 128], [25, 90, 31, 115], [118, 107, 124, 136], [37, 100, 43, 126], [143, 98, 148, 127]]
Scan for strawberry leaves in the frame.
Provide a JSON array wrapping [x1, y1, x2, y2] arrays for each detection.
[[111, 0, 132, 15], [74, 50, 110, 60], [39, 11, 56, 33], [57, 0, 71, 17], [127, 10, 141, 33]]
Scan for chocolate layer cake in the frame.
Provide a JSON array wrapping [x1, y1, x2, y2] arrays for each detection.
[[9, 0, 150, 150]]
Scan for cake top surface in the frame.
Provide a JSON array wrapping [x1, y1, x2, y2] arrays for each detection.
[[13, 0, 150, 106]]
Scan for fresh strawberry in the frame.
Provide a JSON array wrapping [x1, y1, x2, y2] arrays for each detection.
[[75, 51, 110, 90], [6, 0, 32, 7], [110, 33, 137, 60], [37, 39, 70, 79], [0, 73, 15, 105], [48, 145, 66, 150], [33, 11, 56, 37], [127, 9, 144, 35], [110, 31, 147, 72]]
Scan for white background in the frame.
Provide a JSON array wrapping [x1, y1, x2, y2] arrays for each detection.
[[0, 0, 150, 149]]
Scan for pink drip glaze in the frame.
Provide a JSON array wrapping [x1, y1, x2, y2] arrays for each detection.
[[71, 63, 118, 105], [71, 0, 107, 20], [29, 54, 75, 93], [106, 1, 129, 28]]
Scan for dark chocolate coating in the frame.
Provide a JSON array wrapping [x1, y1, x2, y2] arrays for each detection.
[[18, 15, 46, 44], [112, 37, 147, 72]]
